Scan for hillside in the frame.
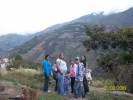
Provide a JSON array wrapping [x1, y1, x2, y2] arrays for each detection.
[[11, 7, 133, 63], [0, 34, 34, 55]]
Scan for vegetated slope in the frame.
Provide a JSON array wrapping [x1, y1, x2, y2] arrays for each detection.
[[11, 7, 133, 63]]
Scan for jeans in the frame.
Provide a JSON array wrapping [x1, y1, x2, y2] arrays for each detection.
[[74, 80, 85, 98], [71, 77, 75, 93], [64, 77, 69, 95], [43, 75, 49, 92], [57, 73, 65, 95]]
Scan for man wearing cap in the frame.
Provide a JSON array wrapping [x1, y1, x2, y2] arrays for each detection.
[[74, 57, 85, 98]]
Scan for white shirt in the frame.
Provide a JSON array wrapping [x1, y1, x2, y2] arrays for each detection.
[[86, 69, 92, 80], [56, 58, 67, 74]]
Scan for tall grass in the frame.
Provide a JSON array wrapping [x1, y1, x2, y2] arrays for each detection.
[[0, 68, 44, 89]]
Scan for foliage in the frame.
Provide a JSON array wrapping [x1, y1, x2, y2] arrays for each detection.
[[83, 25, 133, 93], [15, 54, 23, 61]]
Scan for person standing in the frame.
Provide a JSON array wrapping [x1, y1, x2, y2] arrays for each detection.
[[70, 61, 76, 93], [52, 61, 58, 91], [64, 70, 70, 95], [42, 54, 52, 93], [56, 53, 67, 95], [80, 55, 86, 68], [74, 57, 85, 98], [81, 55, 89, 95]]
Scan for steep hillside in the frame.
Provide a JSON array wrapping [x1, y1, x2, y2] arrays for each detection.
[[11, 7, 133, 63], [12, 22, 87, 63], [0, 34, 33, 55]]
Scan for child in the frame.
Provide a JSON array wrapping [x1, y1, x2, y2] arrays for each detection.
[[70, 61, 76, 93], [52, 62, 58, 91], [85, 67, 92, 85], [64, 70, 70, 95]]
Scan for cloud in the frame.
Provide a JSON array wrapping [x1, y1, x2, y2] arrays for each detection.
[[0, 0, 133, 35]]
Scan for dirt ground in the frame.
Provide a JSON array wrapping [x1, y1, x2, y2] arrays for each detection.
[[0, 80, 132, 100], [0, 80, 22, 100]]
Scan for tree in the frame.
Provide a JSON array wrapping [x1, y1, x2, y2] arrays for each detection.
[[13, 54, 23, 68], [83, 25, 133, 93]]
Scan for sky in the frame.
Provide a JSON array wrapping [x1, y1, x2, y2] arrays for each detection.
[[0, 0, 133, 35]]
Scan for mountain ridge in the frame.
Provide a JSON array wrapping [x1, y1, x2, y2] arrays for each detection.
[[8, 7, 133, 63]]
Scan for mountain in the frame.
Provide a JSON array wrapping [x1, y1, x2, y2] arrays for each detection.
[[11, 7, 133, 63], [0, 34, 33, 55]]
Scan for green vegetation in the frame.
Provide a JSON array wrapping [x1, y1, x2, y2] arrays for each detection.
[[88, 91, 133, 100], [83, 25, 133, 93], [39, 93, 67, 100], [0, 68, 43, 89], [0, 68, 132, 100]]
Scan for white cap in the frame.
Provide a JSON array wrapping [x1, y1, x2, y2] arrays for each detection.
[[75, 56, 80, 60]]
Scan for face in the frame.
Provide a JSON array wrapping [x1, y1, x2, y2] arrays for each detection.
[[60, 54, 64, 59], [71, 61, 74, 64], [75, 59, 80, 64], [81, 56, 85, 60], [47, 56, 50, 60]]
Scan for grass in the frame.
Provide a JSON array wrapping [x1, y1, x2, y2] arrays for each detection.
[[91, 77, 115, 88], [0, 68, 43, 89], [87, 90, 133, 100], [39, 92, 68, 100], [0, 68, 133, 100]]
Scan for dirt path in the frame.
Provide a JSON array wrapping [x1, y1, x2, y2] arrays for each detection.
[[112, 91, 133, 97], [0, 80, 22, 100]]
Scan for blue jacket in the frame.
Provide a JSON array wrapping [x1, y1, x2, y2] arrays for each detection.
[[42, 59, 52, 77]]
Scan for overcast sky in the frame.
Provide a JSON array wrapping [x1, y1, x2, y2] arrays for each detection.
[[0, 0, 133, 35]]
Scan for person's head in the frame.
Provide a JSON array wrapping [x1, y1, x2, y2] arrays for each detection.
[[81, 55, 86, 61], [71, 60, 74, 65], [59, 53, 64, 60], [45, 54, 50, 60], [75, 57, 80, 64]]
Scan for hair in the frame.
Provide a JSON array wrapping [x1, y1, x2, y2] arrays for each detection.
[[81, 55, 86, 67], [80, 55, 85, 61], [45, 54, 50, 60], [83, 55, 86, 60], [59, 53, 64, 58]]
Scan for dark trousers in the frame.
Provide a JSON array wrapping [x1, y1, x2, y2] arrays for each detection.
[[43, 75, 49, 92], [71, 77, 75, 93], [55, 79, 58, 91], [83, 76, 89, 94]]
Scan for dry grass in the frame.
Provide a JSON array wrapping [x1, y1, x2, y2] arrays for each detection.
[[11, 67, 41, 77], [0, 68, 132, 100], [91, 78, 114, 88]]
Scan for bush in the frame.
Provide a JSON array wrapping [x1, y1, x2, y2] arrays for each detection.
[[83, 26, 133, 93]]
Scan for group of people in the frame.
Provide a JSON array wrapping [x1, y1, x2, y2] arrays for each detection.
[[42, 53, 92, 98]]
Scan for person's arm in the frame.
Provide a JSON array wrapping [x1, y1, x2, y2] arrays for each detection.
[[49, 62, 52, 76], [70, 65, 72, 75]]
